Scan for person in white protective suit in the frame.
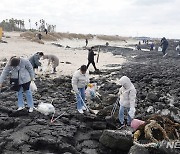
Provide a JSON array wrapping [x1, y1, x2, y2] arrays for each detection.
[[118, 76, 137, 127]]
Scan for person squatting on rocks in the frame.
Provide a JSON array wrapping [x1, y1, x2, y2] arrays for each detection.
[[72, 65, 89, 114], [160, 37, 169, 57], [87, 47, 98, 71], [106, 42, 109, 47], [29, 52, 44, 70], [37, 33, 42, 40], [0, 57, 35, 112], [118, 76, 137, 127], [43, 54, 59, 73]]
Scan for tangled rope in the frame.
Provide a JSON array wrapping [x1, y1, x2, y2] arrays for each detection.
[[132, 115, 180, 149], [133, 141, 159, 148], [144, 120, 170, 143]]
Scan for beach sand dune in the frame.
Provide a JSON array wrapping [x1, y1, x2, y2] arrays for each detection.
[[1, 32, 126, 76]]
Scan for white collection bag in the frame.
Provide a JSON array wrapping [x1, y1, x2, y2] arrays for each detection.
[[30, 81, 37, 92], [158, 47, 162, 52], [36, 102, 55, 115]]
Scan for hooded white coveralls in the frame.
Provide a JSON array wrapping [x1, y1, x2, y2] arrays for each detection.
[[118, 76, 136, 125]]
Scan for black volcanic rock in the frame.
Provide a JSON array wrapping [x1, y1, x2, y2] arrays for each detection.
[[0, 44, 179, 154], [99, 130, 133, 151], [128, 145, 150, 154]]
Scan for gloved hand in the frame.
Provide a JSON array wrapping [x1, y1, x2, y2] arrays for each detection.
[[128, 107, 136, 119], [75, 90, 79, 94]]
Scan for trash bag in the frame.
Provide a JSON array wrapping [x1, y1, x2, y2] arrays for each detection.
[[85, 83, 97, 100], [158, 47, 162, 52], [36, 102, 55, 115], [128, 107, 136, 119], [30, 81, 37, 92]]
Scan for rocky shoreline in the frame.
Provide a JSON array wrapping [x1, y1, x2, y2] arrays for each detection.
[[0, 44, 179, 154]]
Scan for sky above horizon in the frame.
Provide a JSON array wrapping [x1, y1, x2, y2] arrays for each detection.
[[0, 0, 179, 39]]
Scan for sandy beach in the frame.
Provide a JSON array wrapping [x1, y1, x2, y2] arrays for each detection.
[[0, 32, 128, 76]]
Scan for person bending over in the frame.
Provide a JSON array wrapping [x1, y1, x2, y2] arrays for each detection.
[[29, 52, 44, 70], [43, 54, 59, 73], [0, 56, 35, 112]]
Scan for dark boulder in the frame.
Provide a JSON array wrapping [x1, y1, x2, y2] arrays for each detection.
[[128, 145, 149, 154], [99, 130, 133, 151]]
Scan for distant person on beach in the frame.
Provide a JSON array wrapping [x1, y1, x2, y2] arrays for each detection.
[[29, 52, 44, 70], [85, 39, 88, 47], [44, 28, 48, 35], [72, 65, 89, 114], [146, 40, 149, 44], [106, 42, 109, 47], [87, 47, 98, 71], [150, 43, 154, 51], [135, 44, 141, 50], [160, 37, 169, 57], [118, 76, 136, 128], [43, 54, 59, 73], [176, 42, 180, 56], [137, 41, 141, 50], [0, 56, 35, 112], [37, 33, 42, 40]]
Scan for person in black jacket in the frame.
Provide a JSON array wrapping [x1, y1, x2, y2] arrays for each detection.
[[29, 52, 44, 69], [85, 39, 88, 47], [160, 37, 169, 57], [87, 47, 98, 71], [44, 28, 48, 35]]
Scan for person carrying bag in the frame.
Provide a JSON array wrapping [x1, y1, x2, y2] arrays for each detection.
[[72, 65, 89, 114], [0, 56, 35, 112]]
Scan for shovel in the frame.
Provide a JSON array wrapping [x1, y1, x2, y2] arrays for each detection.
[[78, 93, 99, 115], [96, 46, 100, 63]]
